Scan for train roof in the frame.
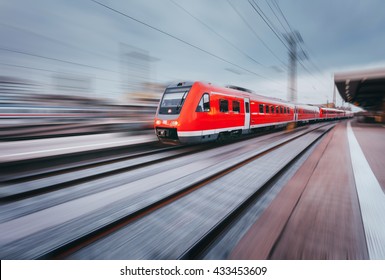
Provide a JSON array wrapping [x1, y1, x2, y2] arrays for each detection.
[[165, 81, 195, 88], [166, 81, 349, 112], [195, 81, 294, 106], [320, 107, 345, 112]]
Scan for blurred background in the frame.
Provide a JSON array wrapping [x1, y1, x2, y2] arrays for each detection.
[[1, 0, 385, 138]]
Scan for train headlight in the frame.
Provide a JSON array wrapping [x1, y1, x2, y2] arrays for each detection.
[[155, 120, 161, 125], [170, 121, 178, 127]]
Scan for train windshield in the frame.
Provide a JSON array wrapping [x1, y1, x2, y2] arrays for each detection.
[[159, 86, 191, 114]]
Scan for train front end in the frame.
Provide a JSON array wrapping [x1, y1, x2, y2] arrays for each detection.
[[154, 81, 195, 144]]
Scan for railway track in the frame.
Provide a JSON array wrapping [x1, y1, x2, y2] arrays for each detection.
[[0, 143, 203, 201], [0, 122, 337, 259], [0, 125, 292, 200]]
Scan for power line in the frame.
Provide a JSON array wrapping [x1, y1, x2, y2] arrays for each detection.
[[270, 0, 294, 33], [248, 0, 290, 51], [169, 0, 265, 67], [90, 0, 276, 81], [266, 1, 328, 84], [247, 0, 330, 97], [0, 45, 160, 85], [0, 22, 118, 63], [0, 46, 119, 74], [226, 0, 286, 67], [264, 0, 289, 34], [0, 62, 121, 84], [260, 1, 329, 92]]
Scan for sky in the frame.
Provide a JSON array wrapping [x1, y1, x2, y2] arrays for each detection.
[[1, 0, 385, 107]]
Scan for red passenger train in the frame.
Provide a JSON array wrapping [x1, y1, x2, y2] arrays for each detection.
[[154, 81, 350, 144]]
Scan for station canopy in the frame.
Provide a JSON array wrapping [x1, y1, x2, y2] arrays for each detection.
[[334, 68, 385, 111]]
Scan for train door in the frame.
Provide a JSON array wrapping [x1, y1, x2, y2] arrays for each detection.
[[243, 98, 250, 133], [294, 105, 298, 121]]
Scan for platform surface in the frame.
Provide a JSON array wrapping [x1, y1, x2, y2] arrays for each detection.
[[231, 120, 385, 259], [0, 132, 157, 163]]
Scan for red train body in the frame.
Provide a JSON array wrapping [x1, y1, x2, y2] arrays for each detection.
[[154, 81, 350, 144]]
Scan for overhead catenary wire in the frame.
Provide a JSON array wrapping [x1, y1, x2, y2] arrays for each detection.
[[249, 0, 329, 91], [226, 0, 286, 67], [169, 0, 265, 68], [90, 0, 281, 83], [0, 46, 120, 74], [264, 0, 290, 35], [248, 0, 290, 51], [0, 62, 122, 84], [0, 22, 119, 63], [267, 0, 327, 78], [270, 0, 294, 33]]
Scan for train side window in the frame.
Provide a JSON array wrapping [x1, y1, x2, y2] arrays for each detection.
[[232, 100, 240, 113], [196, 93, 210, 112], [266, 105, 270, 113], [284, 107, 287, 114], [219, 99, 229, 112], [271, 106, 275, 114], [288, 108, 290, 114], [259, 104, 264, 113]]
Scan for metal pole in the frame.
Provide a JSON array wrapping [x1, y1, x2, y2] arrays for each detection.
[[287, 33, 297, 102]]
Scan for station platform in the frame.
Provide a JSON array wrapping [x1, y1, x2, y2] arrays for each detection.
[[0, 132, 157, 163], [231, 119, 385, 259]]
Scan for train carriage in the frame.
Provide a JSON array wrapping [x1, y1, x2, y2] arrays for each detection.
[[320, 107, 345, 120], [296, 104, 320, 123], [155, 81, 250, 143], [155, 81, 294, 143], [154, 81, 351, 144]]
